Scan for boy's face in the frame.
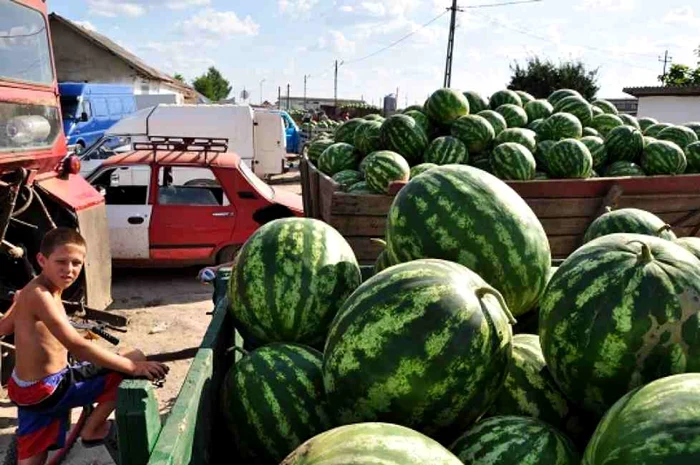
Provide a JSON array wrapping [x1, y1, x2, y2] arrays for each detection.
[[37, 244, 86, 290]]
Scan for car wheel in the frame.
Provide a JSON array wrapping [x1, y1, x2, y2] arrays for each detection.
[[217, 244, 241, 265]]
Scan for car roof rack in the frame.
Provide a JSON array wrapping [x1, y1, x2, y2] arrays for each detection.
[[133, 136, 229, 163]]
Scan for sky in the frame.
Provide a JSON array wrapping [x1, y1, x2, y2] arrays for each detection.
[[49, 0, 700, 106]]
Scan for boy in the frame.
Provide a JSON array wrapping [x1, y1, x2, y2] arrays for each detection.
[[0, 228, 168, 465]]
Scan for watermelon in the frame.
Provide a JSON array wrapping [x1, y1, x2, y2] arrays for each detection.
[[604, 161, 645, 177], [318, 143, 359, 176], [477, 110, 507, 136], [222, 343, 331, 463], [492, 143, 536, 181], [534, 171, 549, 180], [643, 122, 672, 137], [525, 99, 554, 122], [487, 335, 585, 439], [641, 139, 687, 175], [643, 135, 657, 148], [307, 139, 334, 164], [535, 140, 555, 171], [685, 121, 700, 138], [323, 259, 514, 439], [490, 89, 522, 109], [424, 136, 469, 165], [496, 104, 528, 128], [334, 118, 366, 144], [425, 88, 470, 126], [346, 180, 374, 194], [410, 162, 438, 178], [373, 249, 392, 274], [657, 125, 699, 149], [354, 120, 382, 155], [385, 165, 551, 316], [546, 139, 593, 179], [548, 89, 582, 106], [380, 114, 429, 164], [494, 128, 537, 153], [580, 136, 608, 168], [618, 114, 640, 129], [229, 218, 361, 345], [541, 113, 583, 141], [583, 127, 600, 137], [591, 105, 604, 117], [404, 109, 433, 137], [539, 233, 700, 416], [451, 115, 495, 153], [554, 96, 593, 126], [675, 237, 700, 260], [515, 90, 535, 104], [528, 118, 545, 134], [364, 150, 410, 194], [281, 423, 463, 465], [637, 117, 658, 132], [403, 104, 423, 113], [470, 154, 493, 173], [583, 374, 700, 465], [450, 416, 580, 465], [590, 114, 624, 137], [685, 141, 700, 172], [332, 170, 364, 190], [463, 90, 489, 114], [583, 208, 676, 243], [591, 99, 618, 115], [364, 114, 383, 121], [604, 125, 644, 162]]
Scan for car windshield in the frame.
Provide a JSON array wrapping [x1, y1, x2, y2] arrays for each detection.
[[239, 161, 274, 199], [81, 135, 133, 160], [60, 96, 79, 120], [0, 0, 53, 85]]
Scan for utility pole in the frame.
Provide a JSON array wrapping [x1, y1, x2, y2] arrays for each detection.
[[658, 50, 672, 82], [259, 79, 266, 105], [286, 83, 291, 110], [443, 0, 461, 88], [303, 75, 310, 109], [278, 86, 281, 109], [334, 60, 339, 109]]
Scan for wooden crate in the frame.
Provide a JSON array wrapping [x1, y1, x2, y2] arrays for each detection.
[[301, 155, 700, 261]]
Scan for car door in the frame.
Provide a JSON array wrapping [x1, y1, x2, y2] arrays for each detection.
[[149, 166, 236, 262], [88, 165, 152, 259]]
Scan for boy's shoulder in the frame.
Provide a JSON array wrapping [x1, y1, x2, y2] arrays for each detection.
[[16, 280, 60, 315]]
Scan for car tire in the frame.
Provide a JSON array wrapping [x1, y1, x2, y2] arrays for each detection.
[[217, 244, 241, 265]]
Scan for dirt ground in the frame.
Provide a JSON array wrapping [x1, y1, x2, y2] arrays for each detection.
[[0, 181, 301, 464]]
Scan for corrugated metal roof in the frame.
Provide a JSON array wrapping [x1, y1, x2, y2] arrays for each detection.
[[623, 86, 700, 97]]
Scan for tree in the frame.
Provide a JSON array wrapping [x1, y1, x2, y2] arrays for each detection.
[[659, 63, 700, 86], [507, 57, 600, 100], [173, 73, 186, 83], [192, 67, 232, 101]]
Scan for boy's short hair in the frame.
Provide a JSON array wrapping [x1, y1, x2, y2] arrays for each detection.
[[40, 228, 87, 257]]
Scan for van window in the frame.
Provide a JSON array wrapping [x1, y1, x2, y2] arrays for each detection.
[[122, 98, 135, 114], [108, 98, 123, 116], [82, 100, 92, 119], [92, 98, 108, 117]]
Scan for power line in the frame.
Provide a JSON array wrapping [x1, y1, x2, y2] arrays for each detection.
[[462, 0, 543, 8]]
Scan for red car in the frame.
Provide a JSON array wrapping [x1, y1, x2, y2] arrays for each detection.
[[86, 146, 302, 266]]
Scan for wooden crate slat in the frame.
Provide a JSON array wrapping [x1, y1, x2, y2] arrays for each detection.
[[346, 237, 385, 263], [331, 192, 397, 215], [330, 215, 388, 236], [508, 175, 700, 198]]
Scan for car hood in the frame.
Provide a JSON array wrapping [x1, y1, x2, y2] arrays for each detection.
[[272, 187, 304, 215]]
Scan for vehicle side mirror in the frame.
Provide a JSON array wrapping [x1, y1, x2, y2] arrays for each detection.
[[96, 186, 106, 197], [80, 112, 89, 122]]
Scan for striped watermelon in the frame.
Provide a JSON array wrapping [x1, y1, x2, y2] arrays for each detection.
[[450, 416, 580, 465], [685, 121, 700, 138], [591, 105, 604, 117], [525, 99, 554, 122], [364, 114, 383, 121], [403, 104, 423, 113], [535, 140, 555, 171], [541, 113, 583, 141], [222, 343, 331, 463], [346, 181, 374, 194], [515, 90, 535, 105], [385, 165, 551, 316], [410, 162, 438, 178], [478, 110, 507, 136], [657, 125, 699, 149], [590, 114, 623, 137], [618, 114, 640, 129], [487, 335, 586, 440], [495, 128, 537, 152], [358, 151, 376, 174], [492, 143, 536, 180], [335, 118, 366, 144], [591, 99, 619, 115], [491, 89, 523, 109], [604, 161, 645, 177], [373, 249, 392, 274], [539, 234, 700, 416], [528, 118, 545, 134], [534, 171, 549, 180], [364, 151, 410, 194], [637, 117, 658, 132], [583, 127, 600, 137], [404, 109, 433, 137], [676, 237, 700, 260], [323, 259, 514, 439], [548, 89, 582, 106], [425, 88, 470, 126], [554, 96, 593, 126], [583, 208, 677, 243], [643, 122, 672, 137], [641, 139, 687, 175], [229, 218, 361, 345], [451, 115, 495, 154], [496, 104, 528, 128], [470, 153, 493, 173], [318, 143, 359, 176], [281, 423, 463, 465], [580, 136, 608, 168], [354, 120, 382, 155], [424, 136, 469, 165], [380, 114, 428, 164], [332, 170, 364, 190], [464, 90, 489, 114], [307, 139, 334, 164], [686, 141, 700, 172], [583, 374, 700, 465], [604, 125, 644, 162], [546, 139, 593, 179]]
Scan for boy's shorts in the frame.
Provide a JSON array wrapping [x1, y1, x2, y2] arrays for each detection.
[[7, 363, 123, 460]]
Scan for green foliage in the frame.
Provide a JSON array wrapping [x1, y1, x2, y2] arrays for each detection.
[[173, 73, 186, 83], [192, 67, 232, 101], [659, 63, 700, 86], [507, 57, 600, 100]]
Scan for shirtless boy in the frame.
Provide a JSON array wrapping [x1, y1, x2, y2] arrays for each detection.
[[0, 228, 169, 464]]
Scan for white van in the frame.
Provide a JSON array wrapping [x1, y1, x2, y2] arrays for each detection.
[[78, 104, 288, 179]]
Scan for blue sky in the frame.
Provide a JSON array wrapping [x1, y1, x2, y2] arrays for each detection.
[[49, 0, 700, 105]]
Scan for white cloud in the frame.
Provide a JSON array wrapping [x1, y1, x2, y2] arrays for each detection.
[[168, 0, 210, 9], [663, 6, 700, 27], [73, 20, 97, 32], [87, 0, 145, 17], [340, 5, 354, 12], [178, 9, 260, 38], [139, 41, 215, 77], [576, 0, 636, 11], [278, 0, 319, 15], [315, 30, 356, 55]]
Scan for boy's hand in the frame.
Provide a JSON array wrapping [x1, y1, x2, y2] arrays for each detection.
[[132, 361, 169, 380]]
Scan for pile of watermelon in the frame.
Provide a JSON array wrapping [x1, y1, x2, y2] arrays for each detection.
[[308, 87, 700, 186]]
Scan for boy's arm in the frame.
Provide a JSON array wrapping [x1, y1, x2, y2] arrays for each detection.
[[0, 294, 18, 336]]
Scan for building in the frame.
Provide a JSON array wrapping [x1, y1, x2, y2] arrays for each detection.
[[623, 86, 700, 124], [49, 13, 197, 104], [274, 96, 366, 111], [606, 98, 638, 116]]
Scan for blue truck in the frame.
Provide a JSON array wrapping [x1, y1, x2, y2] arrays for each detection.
[[59, 83, 137, 152]]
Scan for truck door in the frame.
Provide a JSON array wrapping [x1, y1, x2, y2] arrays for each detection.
[[253, 112, 286, 178]]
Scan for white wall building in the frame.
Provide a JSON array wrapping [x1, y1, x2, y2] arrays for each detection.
[[623, 86, 700, 124]]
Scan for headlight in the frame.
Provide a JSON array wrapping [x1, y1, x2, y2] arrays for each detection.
[[7, 115, 52, 145], [0, 102, 60, 152]]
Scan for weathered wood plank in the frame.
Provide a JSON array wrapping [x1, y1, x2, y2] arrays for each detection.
[[548, 235, 582, 258], [117, 381, 162, 465], [346, 237, 385, 263], [319, 170, 338, 222], [299, 157, 312, 216], [307, 159, 321, 220], [331, 192, 396, 215], [329, 215, 388, 236]]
